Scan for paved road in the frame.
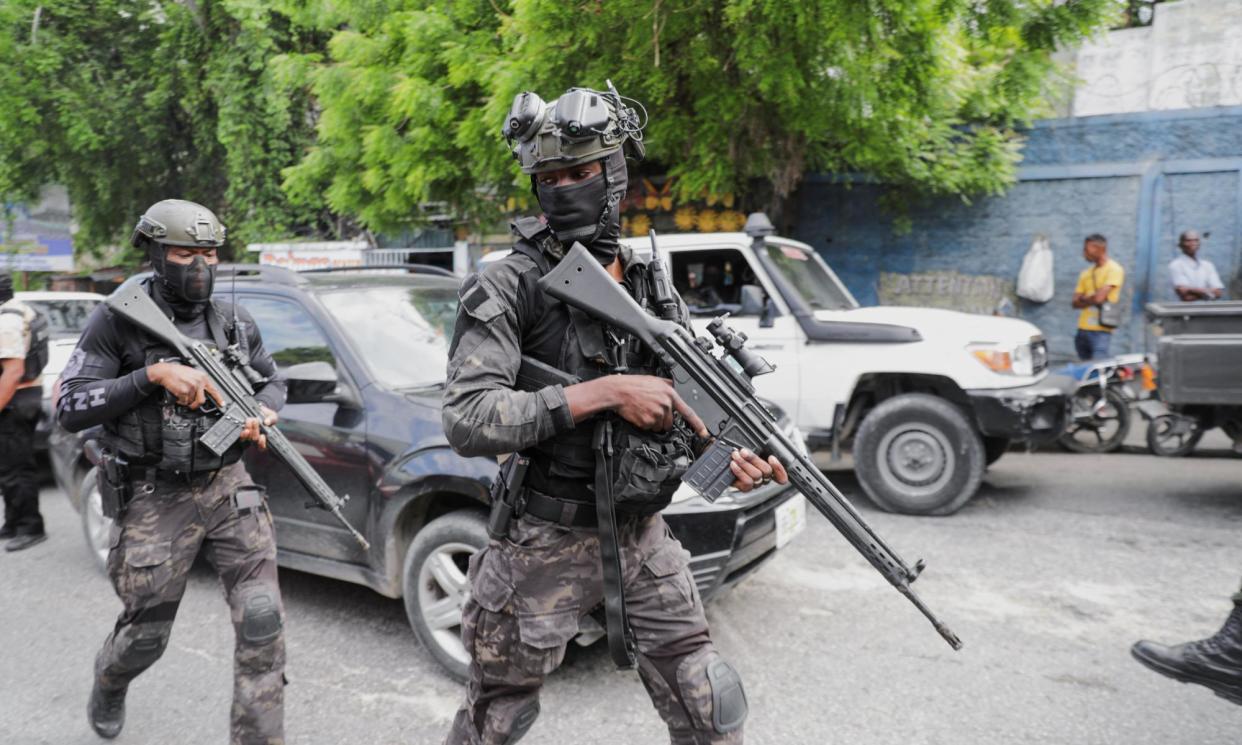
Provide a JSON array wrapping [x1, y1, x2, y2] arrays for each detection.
[[2, 448, 1239, 745]]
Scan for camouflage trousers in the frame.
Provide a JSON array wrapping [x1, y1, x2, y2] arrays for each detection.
[[445, 512, 745, 745], [95, 461, 285, 745]]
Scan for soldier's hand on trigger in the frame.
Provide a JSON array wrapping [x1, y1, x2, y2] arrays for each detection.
[[608, 375, 709, 435], [147, 361, 225, 411], [239, 405, 278, 451]]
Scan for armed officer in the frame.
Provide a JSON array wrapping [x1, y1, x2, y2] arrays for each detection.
[[0, 270, 50, 551], [441, 83, 787, 745], [57, 200, 288, 743]]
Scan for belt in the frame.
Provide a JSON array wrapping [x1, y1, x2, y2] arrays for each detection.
[[129, 466, 220, 486], [521, 488, 597, 528]]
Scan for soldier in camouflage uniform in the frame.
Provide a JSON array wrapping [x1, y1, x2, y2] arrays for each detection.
[[1132, 581, 1242, 706], [58, 200, 288, 743], [442, 84, 787, 745]]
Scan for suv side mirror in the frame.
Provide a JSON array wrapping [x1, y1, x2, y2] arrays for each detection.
[[738, 284, 766, 316], [283, 361, 341, 405]]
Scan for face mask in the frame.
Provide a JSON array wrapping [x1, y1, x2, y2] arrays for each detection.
[[537, 173, 608, 244], [535, 148, 628, 265], [160, 255, 216, 304]]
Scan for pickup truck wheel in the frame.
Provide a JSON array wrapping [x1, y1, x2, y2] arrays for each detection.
[[78, 467, 112, 573], [402, 509, 488, 683], [854, 394, 984, 516]]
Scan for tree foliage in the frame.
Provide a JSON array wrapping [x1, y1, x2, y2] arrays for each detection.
[[0, 0, 329, 258], [279, 0, 1117, 233]]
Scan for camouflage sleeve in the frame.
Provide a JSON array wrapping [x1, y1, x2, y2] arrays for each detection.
[[238, 304, 286, 413], [57, 306, 158, 433], [442, 267, 574, 458]]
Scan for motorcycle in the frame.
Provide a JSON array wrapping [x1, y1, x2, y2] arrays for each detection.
[[1056, 354, 1155, 454]]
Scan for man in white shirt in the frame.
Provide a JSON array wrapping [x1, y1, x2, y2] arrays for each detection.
[[1169, 230, 1225, 301]]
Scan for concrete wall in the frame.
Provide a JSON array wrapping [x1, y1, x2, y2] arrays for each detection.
[[793, 107, 1242, 362], [1071, 0, 1242, 117]]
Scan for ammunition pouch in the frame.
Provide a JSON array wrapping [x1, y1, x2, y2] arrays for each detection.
[[607, 422, 694, 514], [156, 395, 242, 473], [96, 447, 134, 520]]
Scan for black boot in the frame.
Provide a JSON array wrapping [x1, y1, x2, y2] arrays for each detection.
[[1132, 604, 1242, 705], [88, 680, 126, 739], [0, 524, 15, 540]]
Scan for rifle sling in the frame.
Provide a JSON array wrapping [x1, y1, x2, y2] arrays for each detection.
[[593, 418, 637, 669]]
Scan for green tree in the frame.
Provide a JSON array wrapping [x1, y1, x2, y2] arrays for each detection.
[[0, 0, 331, 260], [279, 0, 1116, 233]]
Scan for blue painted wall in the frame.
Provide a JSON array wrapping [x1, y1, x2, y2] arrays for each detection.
[[793, 106, 1242, 361]]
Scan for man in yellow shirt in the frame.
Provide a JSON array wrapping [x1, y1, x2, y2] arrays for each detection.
[[1071, 233, 1124, 360]]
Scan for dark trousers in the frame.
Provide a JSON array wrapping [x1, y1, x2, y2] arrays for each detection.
[[0, 387, 44, 535], [1074, 329, 1113, 361]]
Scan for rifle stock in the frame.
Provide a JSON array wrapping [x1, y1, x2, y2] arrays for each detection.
[[538, 243, 962, 650], [106, 285, 371, 551]]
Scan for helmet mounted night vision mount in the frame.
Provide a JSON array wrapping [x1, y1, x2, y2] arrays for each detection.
[[503, 80, 647, 174]]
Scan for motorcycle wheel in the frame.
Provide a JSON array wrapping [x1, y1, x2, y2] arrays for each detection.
[[1058, 387, 1131, 454], [1146, 414, 1203, 457]]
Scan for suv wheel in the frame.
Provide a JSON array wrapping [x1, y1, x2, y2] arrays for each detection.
[[78, 467, 112, 573], [853, 394, 984, 516], [402, 509, 489, 683]]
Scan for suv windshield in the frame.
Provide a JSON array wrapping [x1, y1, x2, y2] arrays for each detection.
[[763, 243, 856, 311], [23, 299, 100, 337], [319, 284, 458, 389]]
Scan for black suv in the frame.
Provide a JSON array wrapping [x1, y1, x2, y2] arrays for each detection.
[[49, 265, 807, 681]]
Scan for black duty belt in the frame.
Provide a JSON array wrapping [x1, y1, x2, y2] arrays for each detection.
[[521, 488, 597, 528], [129, 466, 220, 486]]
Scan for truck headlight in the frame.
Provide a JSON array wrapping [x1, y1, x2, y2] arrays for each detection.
[[967, 342, 1036, 376]]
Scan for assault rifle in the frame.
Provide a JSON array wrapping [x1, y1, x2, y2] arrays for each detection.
[[538, 242, 962, 650], [106, 286, 370, 551]]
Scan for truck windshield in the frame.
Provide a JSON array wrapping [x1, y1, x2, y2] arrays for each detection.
[[319, 284, 458, 390], [763, 243, 856, 310]]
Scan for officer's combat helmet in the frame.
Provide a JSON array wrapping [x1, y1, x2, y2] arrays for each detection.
[[502, 80, 647, 175], [130, 199, 226, 250]]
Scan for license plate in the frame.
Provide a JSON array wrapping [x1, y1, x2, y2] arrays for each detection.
[[775, 494, 807, 549]]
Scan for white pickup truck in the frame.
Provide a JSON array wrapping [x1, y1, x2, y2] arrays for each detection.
[[622, 216, 1072, 516]]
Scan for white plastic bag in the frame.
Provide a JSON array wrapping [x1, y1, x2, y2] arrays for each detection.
[[1016, 234, 1054, 303]]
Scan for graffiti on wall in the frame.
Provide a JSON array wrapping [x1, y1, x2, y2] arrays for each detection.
[[878, 271, 1017, 316]]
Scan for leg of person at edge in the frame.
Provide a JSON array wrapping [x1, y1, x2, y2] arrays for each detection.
[[1132, 581, 1242, 706], [0, 270, 49, 551], [56, 199, 289, 743], [440, 81, 789, 745]]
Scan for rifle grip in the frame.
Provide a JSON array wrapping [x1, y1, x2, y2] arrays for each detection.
[[683, 439, 738, 503]]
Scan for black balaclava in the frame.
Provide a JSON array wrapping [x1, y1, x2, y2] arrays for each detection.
[[536, 148, 628, 265], [149, 242, 215, 319], [0, 272, 12, 304]]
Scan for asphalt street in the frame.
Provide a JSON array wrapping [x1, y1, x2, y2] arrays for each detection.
[[1, 444, 1239, 745]]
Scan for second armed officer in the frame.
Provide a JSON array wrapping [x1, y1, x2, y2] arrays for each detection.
[[58, 200, 288, 744]]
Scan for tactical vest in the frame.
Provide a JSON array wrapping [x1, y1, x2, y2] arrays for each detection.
[[508, 224, 694, 512], [0, 302, 50, 382], [102, 282, 250, 473]]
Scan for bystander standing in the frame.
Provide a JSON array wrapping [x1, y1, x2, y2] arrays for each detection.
[[1169, 229, 1224, 301], [1071, 234, 1125, 361]]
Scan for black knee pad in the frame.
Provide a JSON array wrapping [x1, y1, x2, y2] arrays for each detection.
[[503, 700, 540, 745], [705, 658, 747, 734], [119, 622, 171, 668], [240, 588, 282, 645]]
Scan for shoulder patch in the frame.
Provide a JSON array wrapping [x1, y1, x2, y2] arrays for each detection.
[[461, 280, 504, 323]]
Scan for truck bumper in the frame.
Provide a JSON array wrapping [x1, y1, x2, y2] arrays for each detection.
[[967, 374, 1075, 444]]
